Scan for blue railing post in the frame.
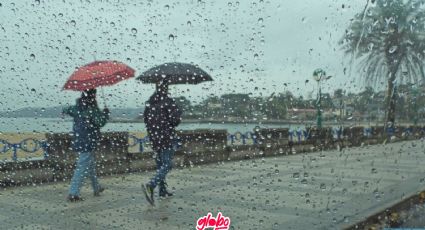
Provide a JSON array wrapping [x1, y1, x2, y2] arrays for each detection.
[[139, 137, 148, 153], [41, 141, 49, 160], [364, 128, 372, 138], [405, 127, 412, 137], [230, 134, 235, 145], [12, 144, 19, 161], [241, 134, 247, 145], [252, 132, 257, 145], [296, 130, 302, 143], [303, 130, 309, 140], [288, 130, 294, 143], [386, 126, 395, 138]]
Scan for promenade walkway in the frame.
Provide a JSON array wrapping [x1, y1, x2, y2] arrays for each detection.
[[0, 140, 424, 229]]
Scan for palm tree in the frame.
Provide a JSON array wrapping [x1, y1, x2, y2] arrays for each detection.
[[340, 0, 425, 128]]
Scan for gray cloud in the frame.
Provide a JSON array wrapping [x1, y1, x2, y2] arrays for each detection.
[[0, 0, 365, 110]]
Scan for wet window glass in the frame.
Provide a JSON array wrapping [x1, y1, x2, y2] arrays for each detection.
[[1, 0, 425, 229]]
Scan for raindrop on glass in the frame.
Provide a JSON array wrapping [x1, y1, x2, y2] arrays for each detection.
[[389, 45, 398, 54]]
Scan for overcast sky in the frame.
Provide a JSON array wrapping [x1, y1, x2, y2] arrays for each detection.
[[0, 0, 367, 110]]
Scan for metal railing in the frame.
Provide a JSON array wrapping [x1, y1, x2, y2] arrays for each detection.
[[2, 126, 424, 158], [0, 138, 48, 161], [227, 132, 257, 145], [128, 135, 151, 153]]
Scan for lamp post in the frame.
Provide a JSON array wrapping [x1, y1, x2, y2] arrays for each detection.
[[313, 69, 332, 129]]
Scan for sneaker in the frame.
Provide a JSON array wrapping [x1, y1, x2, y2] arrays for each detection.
[[159, 189, 173, 198], [142, 183, 155, 206], [94, 187, 105, 197], [159, 182, 173, 198], [67, 195, 83, 202]]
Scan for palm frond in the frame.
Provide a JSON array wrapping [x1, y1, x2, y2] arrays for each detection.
[[341, 0, 425, 87]]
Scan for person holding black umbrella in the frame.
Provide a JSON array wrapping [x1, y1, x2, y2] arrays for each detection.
[[142, 81, 182, 206], [139, 62, 213, 206]]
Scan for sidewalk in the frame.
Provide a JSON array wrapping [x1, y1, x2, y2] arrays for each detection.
[[1, 140, 424, 229]]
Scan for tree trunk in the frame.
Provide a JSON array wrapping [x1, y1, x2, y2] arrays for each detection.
[[384, 69, 398, 132], [385, 78, 396, 124]]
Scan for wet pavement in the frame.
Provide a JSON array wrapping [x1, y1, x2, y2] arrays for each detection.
[[1, 140, 425, 229]]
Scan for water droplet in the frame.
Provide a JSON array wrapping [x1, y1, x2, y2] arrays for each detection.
[[131, 28, 137, 34], [389, 45, 398, 54], [70, 20, 76, 26], [187, 21, 192, 26], [258, 18, 263, 24], [164, 4, 170, 10], [169, 34, 175, 41], [29, 54, 35, 60]]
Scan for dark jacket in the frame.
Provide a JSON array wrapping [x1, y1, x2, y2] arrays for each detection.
[[144, 92, 182, 152], [63, 99, 109, 152]]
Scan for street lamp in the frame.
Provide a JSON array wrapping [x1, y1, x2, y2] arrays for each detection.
[[313, 68, 332, 129]]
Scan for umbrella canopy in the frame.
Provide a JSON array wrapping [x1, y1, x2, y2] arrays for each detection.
[[63, 60, 135, 91], [137, 62, 213, 85]]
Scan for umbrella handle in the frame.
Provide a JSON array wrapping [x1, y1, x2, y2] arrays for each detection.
[[101, 87, 107, 108]]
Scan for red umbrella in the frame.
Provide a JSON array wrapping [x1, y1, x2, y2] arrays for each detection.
[[63, 60, 135, 91]]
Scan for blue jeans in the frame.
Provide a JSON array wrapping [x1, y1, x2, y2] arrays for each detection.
[[149, 148, 175, 188], [69, 151, 100, 196]]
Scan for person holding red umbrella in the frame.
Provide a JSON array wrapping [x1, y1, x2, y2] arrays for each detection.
[[63, 60, 135, 202], [64, 89, 109, 201]]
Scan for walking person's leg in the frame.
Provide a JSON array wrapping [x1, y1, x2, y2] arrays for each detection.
[[143, 148, 175, 205], [68, 152, 91, 200], [149, 149, 174, 188], [155, 153, 166, 194], [88, 153, 103, 196], [154, 152, 163, 181]]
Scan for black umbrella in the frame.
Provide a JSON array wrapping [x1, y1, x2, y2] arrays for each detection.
[[137, 62, 213, 84]]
